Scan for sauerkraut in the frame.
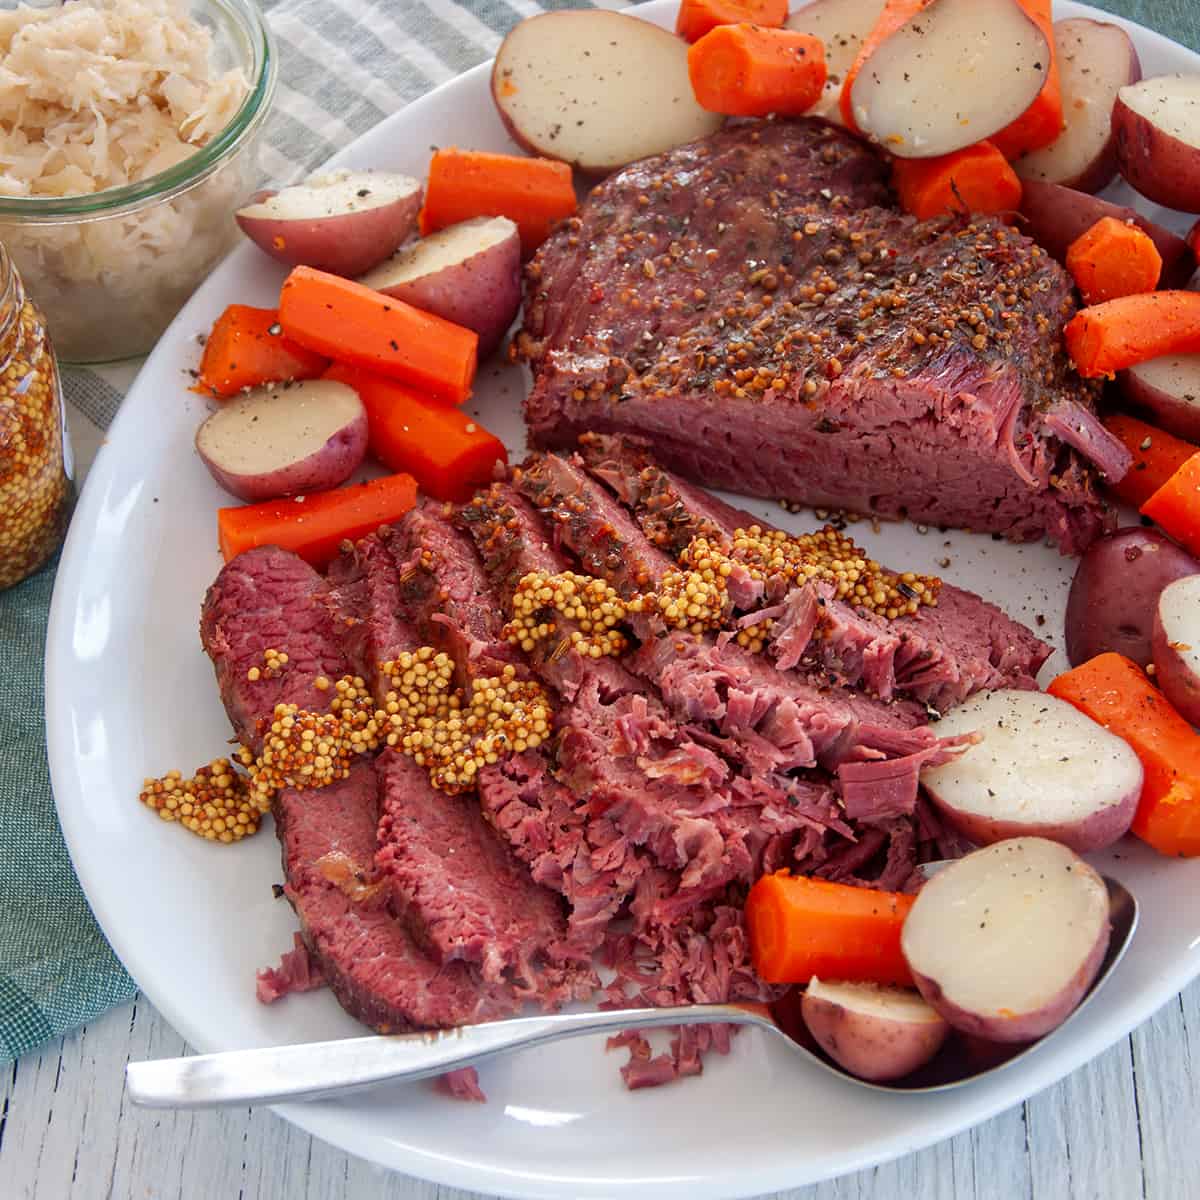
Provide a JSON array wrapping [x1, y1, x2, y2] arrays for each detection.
[[0, 0, 257, 361]]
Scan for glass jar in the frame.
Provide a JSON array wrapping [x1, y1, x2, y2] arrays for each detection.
[[0, 242, 72, 590]]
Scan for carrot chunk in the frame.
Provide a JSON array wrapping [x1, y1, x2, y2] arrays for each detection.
[[1141, 451, 1200, 557], [891, 141, 1022, 220], [989, 0, 1063, 159], [1102, 413, 1199, 509], [419, 147, 577, 257], [746, 871, 915, 985], [688, 25, 825, 118], [193, 305, 328, 399], [839, 0, 931, 131], [278, 266, 478, 406], [1048, 653, 1200, 857], [217, 473, 418, 567], [1064, 291, 1200, 379], [324, 363, 507, 503], [1066, 217, 1163, 306], [676, 0, 787, 42]]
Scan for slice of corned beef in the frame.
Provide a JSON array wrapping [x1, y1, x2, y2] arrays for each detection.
[[255, 932, 325, 1004], [519, 120, 1128, 553], [200, 546, 353, 750], [273, 762, 520, 1031], [375, 748, 596, 1005], [576, 434, 1051, 709]]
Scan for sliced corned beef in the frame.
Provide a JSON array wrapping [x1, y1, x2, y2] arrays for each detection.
[[374, 747, 596, 1004], [255, 932, 325, 1004], [199, 545, 353, 751], [519, 120, 1127, 553]]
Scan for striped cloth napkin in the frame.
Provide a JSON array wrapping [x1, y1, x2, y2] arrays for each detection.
[[0, 0, 1193, 1067]]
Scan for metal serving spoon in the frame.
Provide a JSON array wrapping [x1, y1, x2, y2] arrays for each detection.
[[125, 871, 1137, 1109]]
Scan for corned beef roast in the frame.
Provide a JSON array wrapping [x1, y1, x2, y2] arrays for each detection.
[[517, 119, 1130, 554], [201, 440, 1051, 1091]]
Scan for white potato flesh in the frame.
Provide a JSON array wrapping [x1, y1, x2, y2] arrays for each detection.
[[1016, 19, 1141, 193], [850, 0, 1050, 159], [1119, 74, 1200, 152], [491, 10, 723, 172], [1121, 353, 1200, 441], [1115, 75, 1200, 211], [1153, 575, 1200, 726], [786, 0, 886, 122], [920, 689, 1141, 853], [901, 838, 1110, 1042], [195, 380, 368, 503], [364, 217, 515, 287], [237, 170, 421, 222]]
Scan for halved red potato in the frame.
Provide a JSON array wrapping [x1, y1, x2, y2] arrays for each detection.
[[849, 0, 1049, 159], [491, 10, 722, 173], [1015, 19, 1141, 194], [801, 978, 949, 1082], [1018, 179, 1193, 285], [920, 689, 1142, 853], [359, 217, 521, 357], [901, 838, 1111, 1043], [1065, 527, 1200, 668], [236, 170, 422, 278], [1120, 353, 1200, 442], [1115, 74, 1200, 213], [195, 380, 368, 503], [785, 0, 886, 124], [1153, 574, 1200, 725]]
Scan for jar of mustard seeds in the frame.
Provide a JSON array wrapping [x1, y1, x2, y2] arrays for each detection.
[[0, 241, 72, 590]]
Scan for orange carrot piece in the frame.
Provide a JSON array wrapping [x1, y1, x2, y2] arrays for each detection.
[[1102, 413, 1199, 508], [839, 0, 931, 131], [419, 147, 577, 258], [278, 266, 477, 406], [217, 473, 418, 567], [324, 363, 507, 503], [193, 304, 328, 399], [989, 0, 1062, 160], [676, 0, 788, 43], [1141, 451, 1200, 557], [1065, 217, 1163, 307], [1064, 291, 1200, 379], [1048, 653, 1200, 857], [688, 25, 825, 117], [891, 141, 1022, 220], [745, 871, 915, 985]]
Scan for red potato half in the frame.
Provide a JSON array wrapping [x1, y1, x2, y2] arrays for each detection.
[[901, 838, 1111, 1043], [785, 0, 886, 124], [359, 217, 521, 358], [848, 0, 1049, 159], [236, 170, 422, 278], [195, 380, 368, 503], [1115, 74, 1200, 213], [1120, 353, 1200, 442], [1153, 574, 1200, 726], [1015, 19, 1141, 194], [920, 689, 1142, 853], [1065, 527, 1200, 668], [801, 978, 949, 1082], [491, 10, 722, 173], [1017, 179, 1193, 286]]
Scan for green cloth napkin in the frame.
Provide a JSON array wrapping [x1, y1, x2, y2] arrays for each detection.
[[1, 0, 1197, 1069]]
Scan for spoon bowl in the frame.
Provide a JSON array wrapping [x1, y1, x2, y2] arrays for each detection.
[[125, 872, 1138, 1109]]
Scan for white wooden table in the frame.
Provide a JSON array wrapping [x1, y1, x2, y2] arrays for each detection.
[[9, 385, 1197, 1200], [4, 980, 1198, 1199]]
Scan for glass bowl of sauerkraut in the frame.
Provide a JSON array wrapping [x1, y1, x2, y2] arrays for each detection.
[[0, 0, 276, 363]]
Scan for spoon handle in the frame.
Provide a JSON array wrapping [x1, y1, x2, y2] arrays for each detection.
[[125, 1003, 772, 1108]]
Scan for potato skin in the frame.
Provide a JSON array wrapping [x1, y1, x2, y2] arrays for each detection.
[[196, 406, 368, 503], [923, 797, 1137, 856], [1114, 92, 1200, 213], [1065, 527, 1200, 668], [236, 191, 422, 278], [800, 992, 948, 1082], [1119, 360, 1200, 442], [369, 227, 521, 357], [909, 920, 1109, 1043], [1152, 577, 1200, 725]]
